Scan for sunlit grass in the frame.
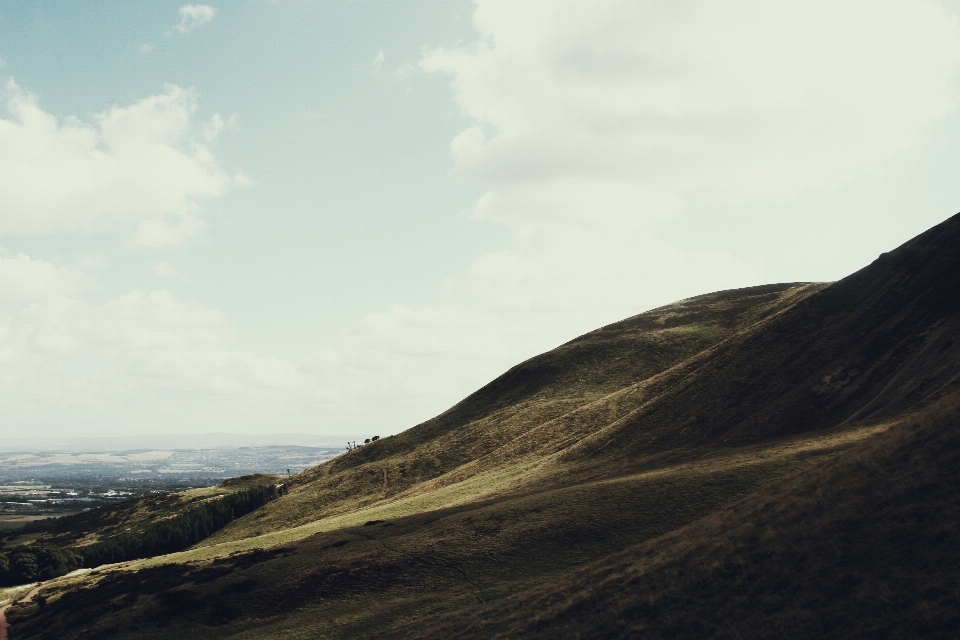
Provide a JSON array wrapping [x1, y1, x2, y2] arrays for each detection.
[[101, 419, 888, 573]]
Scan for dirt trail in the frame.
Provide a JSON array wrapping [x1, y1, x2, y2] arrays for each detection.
[[0, 585, 43, 640]]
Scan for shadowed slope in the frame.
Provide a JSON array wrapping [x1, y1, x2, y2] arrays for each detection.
[[410, 392, 960, 639], [558, 212, 960, 473]]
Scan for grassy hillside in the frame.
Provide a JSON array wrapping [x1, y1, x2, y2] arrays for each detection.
[[203, 282, 822, 544], [3, 421, 886, 639], [4, 212, 960, 638], [408, 392, 960, 639]]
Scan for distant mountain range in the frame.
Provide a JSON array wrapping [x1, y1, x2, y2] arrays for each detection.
[[3, 213, 960, 638]]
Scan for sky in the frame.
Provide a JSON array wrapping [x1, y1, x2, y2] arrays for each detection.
[[3, 0, 960, 441]]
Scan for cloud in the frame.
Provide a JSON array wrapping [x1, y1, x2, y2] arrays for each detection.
[[300, 306, 511, 427], [133, 212, 206, 247], [232, 169, 254, 187], [391, 62, 418, 80], [140, 43, 155, 54], [201, 112, 237, 142], [152, 261, 182, 279], [173, 5, 218, 34], [424, 0, 960, 206], [303, 0, 960, 434], [0, 80, 237, 245], [413, 0, 960, 328], [0, 255, 324, 434], [0, 254, 83, 303], [373, 50, 385, 71]]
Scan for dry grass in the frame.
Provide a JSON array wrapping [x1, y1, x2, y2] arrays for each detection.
[[425, 393, 960, 640], [2, 416, 893, 639]]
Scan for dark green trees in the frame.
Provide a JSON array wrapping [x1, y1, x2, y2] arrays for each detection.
[[0, 544, 82, 586], [0, 482, 285, 587], [78, 482, 286, 567]]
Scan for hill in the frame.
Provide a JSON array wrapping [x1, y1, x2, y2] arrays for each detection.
[[402, 390, 960, 638], [3, 212, 960, 638], [0, 475, 282, 586]]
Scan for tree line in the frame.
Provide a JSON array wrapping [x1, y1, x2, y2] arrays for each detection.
[[0, 482, 285, 587], [0, 543, 81, 586]]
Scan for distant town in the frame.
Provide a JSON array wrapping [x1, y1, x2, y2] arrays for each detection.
[[0, 444, 342, 532]]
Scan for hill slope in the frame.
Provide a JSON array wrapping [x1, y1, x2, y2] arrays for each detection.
[[184, 281, 821, 547], [4, 212, 960, 638], [407, 391, 960, 639]]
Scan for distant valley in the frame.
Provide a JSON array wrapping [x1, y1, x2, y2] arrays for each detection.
[[0, 445, 341, 539], [0, 445, 341, 483]]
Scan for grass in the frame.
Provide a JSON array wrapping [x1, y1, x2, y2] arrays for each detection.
[[409, 393, 960, 639], [2, 418, 891, 639]]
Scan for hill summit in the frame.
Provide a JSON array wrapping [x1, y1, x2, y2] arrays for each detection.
[[4, 213, 960, 639]]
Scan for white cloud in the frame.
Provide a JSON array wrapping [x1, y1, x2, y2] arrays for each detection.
[[302, 0, 960, 434], [133, 213, 206, 247], [0, 255, 324, 434], [0, 80, 237, 245], [373, 50, 385, 71], [0, 254, 83, 303], [411, 0, 960, 331], [300, 306, 510, 428], [232, 169, 254, 187], [424, 0, 960, 204], [173, 5, 218, 34], [201, 112, 237, 143], [140, 43, 155, 54], [152, 261, 182, 279], [203, 113, 223, 141], [392, 62, 418, 80]]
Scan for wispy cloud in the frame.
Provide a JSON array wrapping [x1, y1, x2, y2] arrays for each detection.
[[0, 254, 327, 435], [202, 112, 237, 142], [153, 261, 182, 279], [172, 5, 218, 34]]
